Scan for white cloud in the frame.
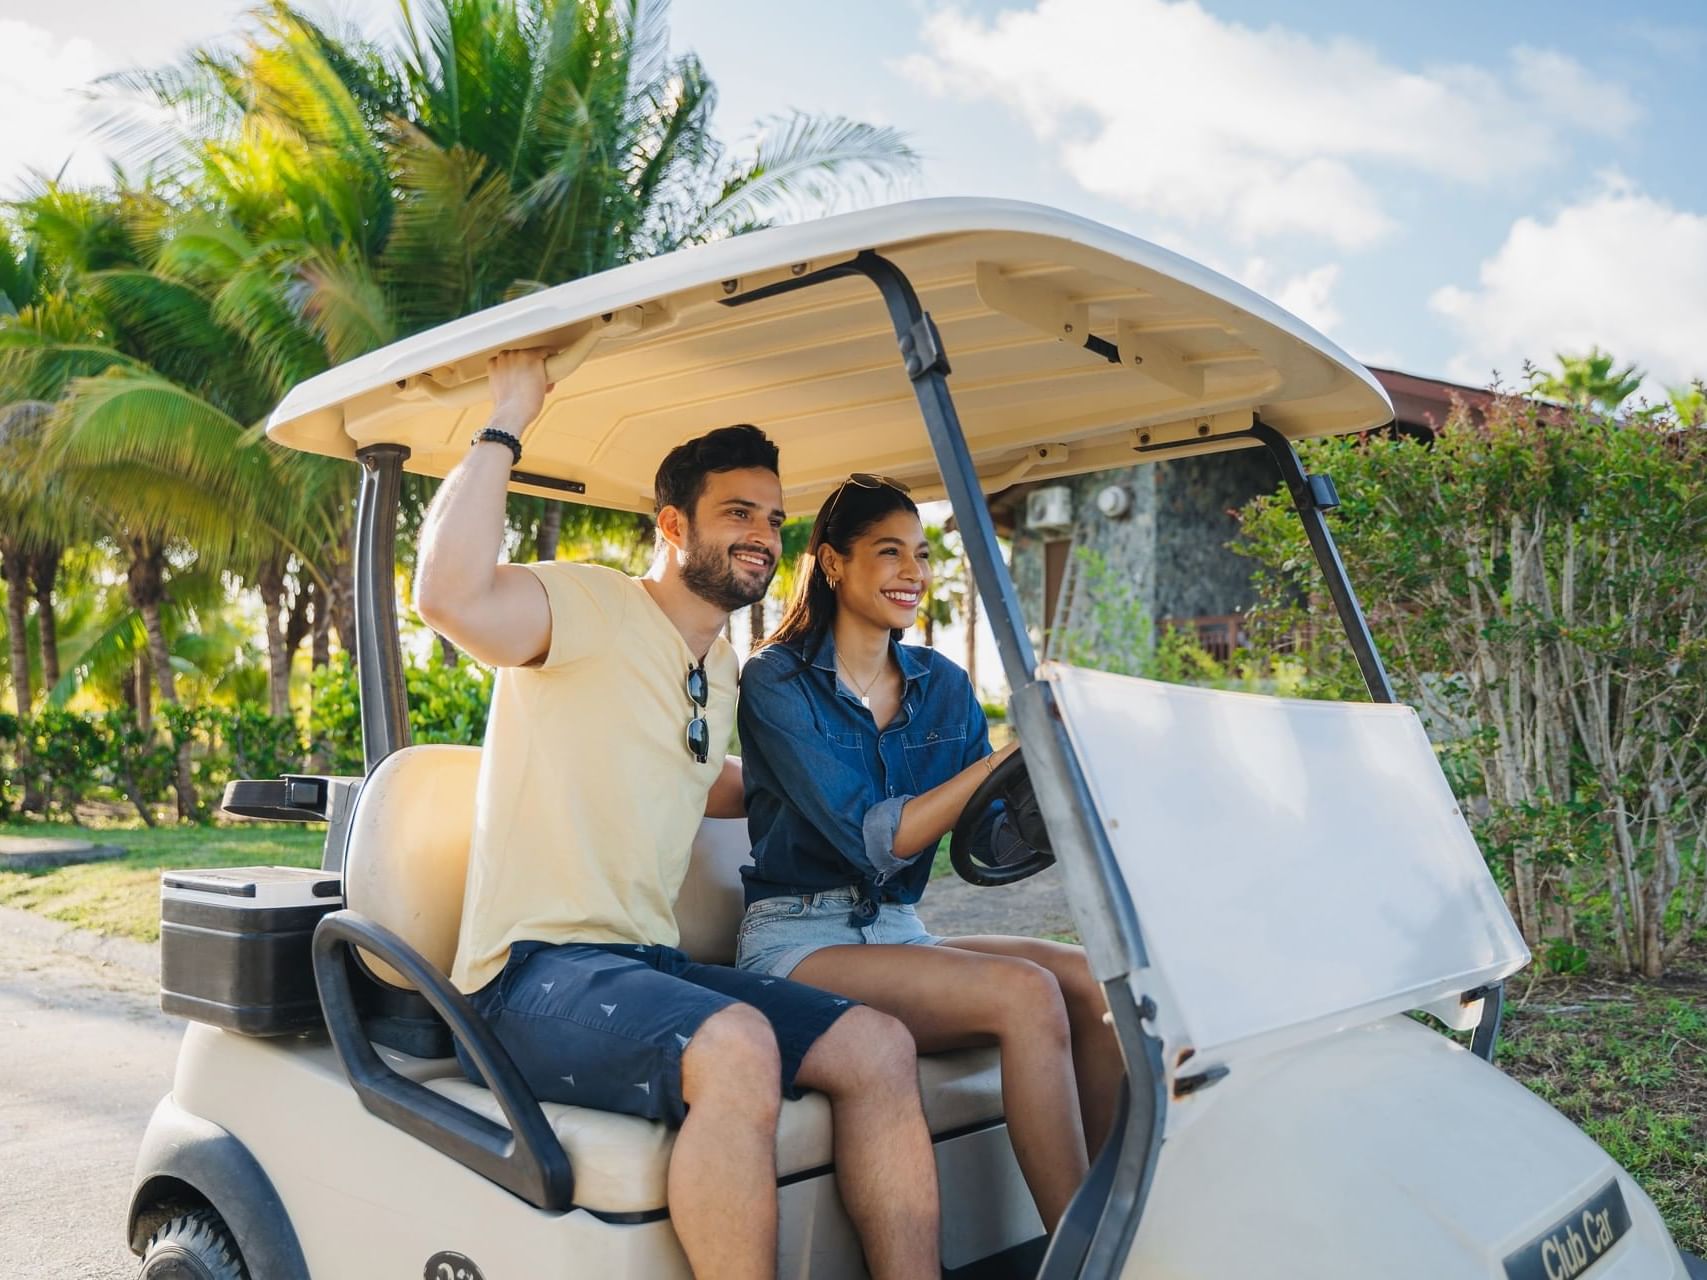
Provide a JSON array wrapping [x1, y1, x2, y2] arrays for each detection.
[[900, 0, 1638, 251], [0, 20, 112, 195], [1236, 258, 1342, 335], [1430, 176, 1707, 395]]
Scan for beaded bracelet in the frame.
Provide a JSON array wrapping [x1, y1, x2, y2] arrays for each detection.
[[470, 426, 522, 466]]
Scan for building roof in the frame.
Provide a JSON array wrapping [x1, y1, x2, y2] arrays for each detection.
[[978, 365, 1491, 535]]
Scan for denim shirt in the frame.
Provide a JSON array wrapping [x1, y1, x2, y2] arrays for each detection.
[[738, 628, 1001, 907]]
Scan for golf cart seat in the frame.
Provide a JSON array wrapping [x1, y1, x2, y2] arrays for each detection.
[[339, 742, 1005, 1216]]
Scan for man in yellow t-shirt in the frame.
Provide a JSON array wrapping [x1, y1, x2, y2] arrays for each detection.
[[414, 350, 939, 1280]]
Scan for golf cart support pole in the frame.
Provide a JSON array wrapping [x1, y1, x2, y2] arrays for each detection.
[[1247, 421, 1394, 703], [728, 251, 1171, 1277], [354, 444, 412, 773]]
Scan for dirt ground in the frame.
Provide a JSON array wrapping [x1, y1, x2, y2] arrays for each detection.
[[918, 865, 1079, 941]]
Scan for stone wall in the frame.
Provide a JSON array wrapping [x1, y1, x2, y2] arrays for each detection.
[[1004, 448, 1278, 655], [1152, 449, 1277, 621]]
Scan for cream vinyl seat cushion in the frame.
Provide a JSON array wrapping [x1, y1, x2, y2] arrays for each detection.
[[427, 1046, 1003, 1215], [342, 743, 1006, 1214]]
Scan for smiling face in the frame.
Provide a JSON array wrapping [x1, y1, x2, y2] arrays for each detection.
[[823, 509, 930, 634], [674, 466, 786, 611]]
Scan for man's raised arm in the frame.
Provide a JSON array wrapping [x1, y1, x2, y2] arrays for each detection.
[[414, 350, 554, 668]]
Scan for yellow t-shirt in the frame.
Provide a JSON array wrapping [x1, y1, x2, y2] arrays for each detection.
[[450, 563, 737, 993]]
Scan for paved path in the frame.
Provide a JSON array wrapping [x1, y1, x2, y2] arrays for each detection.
[[0, 907, 179, 1280], [920, 865, 1078, 942], [0, 834, 127, 870]]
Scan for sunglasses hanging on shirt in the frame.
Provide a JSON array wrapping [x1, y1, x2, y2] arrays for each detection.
[[684, 659, 710, 764]]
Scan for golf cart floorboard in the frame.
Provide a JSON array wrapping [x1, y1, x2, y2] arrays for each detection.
[[1681, 1250, 1707, 1279], [942, 1235, 1048, 1279]]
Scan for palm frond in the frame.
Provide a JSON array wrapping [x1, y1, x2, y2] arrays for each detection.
[[0, 331, 142, 405], [692, 113, 917, 237], [35, 367, 302, 562], [48, 608, 146, 707], [381, 120, 517, 325], [294, 246, 395, 360]]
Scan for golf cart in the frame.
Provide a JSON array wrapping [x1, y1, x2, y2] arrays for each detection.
[[130, 198, 1705, 1280]]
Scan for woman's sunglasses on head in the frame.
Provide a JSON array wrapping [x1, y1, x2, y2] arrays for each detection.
[[824, 472, 911, 525]]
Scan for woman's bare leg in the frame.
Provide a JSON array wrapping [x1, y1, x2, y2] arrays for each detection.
[[943, 936, 1124, 1158], [789, 944, 1086, 1229]]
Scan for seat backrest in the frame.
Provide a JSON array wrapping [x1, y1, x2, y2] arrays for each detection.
[[674, 818, 752, 965], [342, 744, 754, 988], [343, 744, 483, 988]]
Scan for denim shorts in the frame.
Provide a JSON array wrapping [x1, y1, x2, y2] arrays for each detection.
[[456, 940, 858, 1127], [735, 887, 945, 979]]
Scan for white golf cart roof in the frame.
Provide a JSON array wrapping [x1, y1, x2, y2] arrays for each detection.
[[267, 198, 1392, 513]]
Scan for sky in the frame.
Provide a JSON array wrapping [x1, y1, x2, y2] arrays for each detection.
[[4, 0, 1706, 401]]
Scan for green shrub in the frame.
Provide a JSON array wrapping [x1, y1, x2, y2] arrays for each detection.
[[23, 709, 106, 817], [0, 711, 19, 820], [99, 710, 176, 825], [206, 705, 305, 784], [1235, 396, 1707, 976], [309, 656, 494, 773]]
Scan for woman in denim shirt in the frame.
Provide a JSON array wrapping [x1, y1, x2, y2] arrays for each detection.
[[736, 476, 1123, 1230]]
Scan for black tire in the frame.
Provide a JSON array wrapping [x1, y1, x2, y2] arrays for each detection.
[[139, 1209, 247, 1279]]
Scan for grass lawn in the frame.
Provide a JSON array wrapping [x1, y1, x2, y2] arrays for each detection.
[[1497, 959, 1707, 1257], [0, 818, 326, 942]]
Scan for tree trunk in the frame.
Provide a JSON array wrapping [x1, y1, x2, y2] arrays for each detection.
[[2, 544, 31, 716], [965, 587, 979, 692], [127, 535, 196, 821], [257, 555, 292, 719], [311, 589, 332, 669], [3, 541, 45, 813], [283, 578, 312, 711], [536, 501, 563, 562], [135, 653, 152, 728], [923, 612, 935, 647], [139, 596, 196, 821], [28, 545, 60, 693], [747, 598, 766, 652]]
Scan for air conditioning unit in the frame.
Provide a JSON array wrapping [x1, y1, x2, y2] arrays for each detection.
[[1025, 485, 1074, 533]]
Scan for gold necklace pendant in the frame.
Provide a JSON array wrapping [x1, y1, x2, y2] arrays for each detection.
[[838, 654, 884, 707]]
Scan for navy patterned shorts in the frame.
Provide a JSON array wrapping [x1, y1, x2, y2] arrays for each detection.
[[456, 940, 858, 1127]]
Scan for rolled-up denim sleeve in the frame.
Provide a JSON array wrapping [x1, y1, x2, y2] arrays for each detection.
[[860, 796, 915, 883], [739, 656, 914, 882]]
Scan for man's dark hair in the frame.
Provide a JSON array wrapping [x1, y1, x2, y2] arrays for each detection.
[[653, 424, 780, 519]]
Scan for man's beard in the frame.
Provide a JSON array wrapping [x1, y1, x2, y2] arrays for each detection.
[[680, 529, 775, 611]]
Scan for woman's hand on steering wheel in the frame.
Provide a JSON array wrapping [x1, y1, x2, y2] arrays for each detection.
[[948, 747, 1056, 887]]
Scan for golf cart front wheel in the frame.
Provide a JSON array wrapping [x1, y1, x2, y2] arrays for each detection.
[[139, 1208, 246, 1279]]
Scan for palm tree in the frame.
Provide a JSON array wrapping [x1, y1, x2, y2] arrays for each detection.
[[4, 0, 914, 772], [0, 230, 79, 702], [1530, 347, 1645, 414], [5, 185, 306, 815], [103, 0, 914, 609]]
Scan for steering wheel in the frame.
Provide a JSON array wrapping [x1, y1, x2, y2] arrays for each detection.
[[949, 748, 1056, 887]]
